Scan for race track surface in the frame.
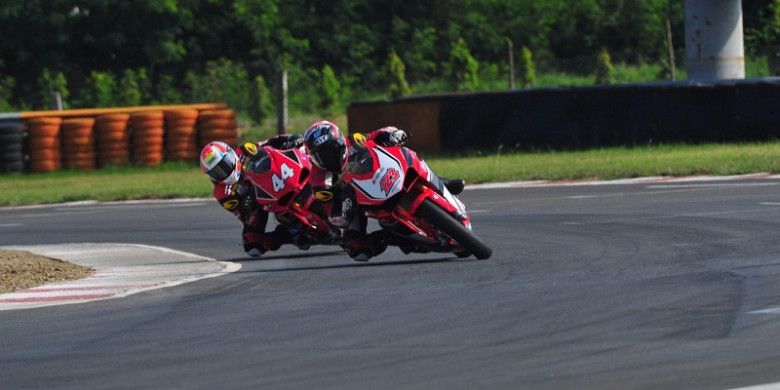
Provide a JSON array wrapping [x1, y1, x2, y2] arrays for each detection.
[[2, 179, 780, 389]]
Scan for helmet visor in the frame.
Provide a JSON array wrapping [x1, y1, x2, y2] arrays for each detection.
[[206, 152, 237, 183], [312, 143, 346, 172]]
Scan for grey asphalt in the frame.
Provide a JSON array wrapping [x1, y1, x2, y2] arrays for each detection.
[[2, 179, 780, 389]]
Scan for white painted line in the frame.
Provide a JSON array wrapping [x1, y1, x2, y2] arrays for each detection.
[[646, 183, 779, 189], [760, 202, 780, 206], [748, 307, 780, 314], [468, 209, 490, 213], [0, 223, 21, 227], [466, 173, 780, 190], [0, 243, 241, 311], [731, 380, 780, 389], [0, 198, 211, 211]]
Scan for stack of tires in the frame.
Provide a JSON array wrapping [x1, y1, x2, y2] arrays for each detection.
[[129, 111, 164, 167], [197, 109, 238, 149], [27, 117, 63, 173], [95, 114, 130, 167], [0, 121, 24, 173], [61, 118, 96, 171], [164, 109, 199, 161]]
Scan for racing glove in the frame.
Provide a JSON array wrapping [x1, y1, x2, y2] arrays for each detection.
[[373, 127, 408, 146]]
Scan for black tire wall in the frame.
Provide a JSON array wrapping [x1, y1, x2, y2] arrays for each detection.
[[0, 120, 24, 173]]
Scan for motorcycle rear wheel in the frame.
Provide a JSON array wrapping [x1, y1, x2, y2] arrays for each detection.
[[415, 199, 493, 259]]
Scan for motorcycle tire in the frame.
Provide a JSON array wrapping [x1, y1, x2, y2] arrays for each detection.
[[415, 198, 493, 260]]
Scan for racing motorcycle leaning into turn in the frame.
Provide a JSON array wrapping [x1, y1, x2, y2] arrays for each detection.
[[341, 139, 492, 259]]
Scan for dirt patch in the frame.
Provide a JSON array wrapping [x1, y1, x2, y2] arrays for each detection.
[[0, 250, 93, 293]]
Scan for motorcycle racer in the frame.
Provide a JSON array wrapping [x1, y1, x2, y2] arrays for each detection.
[[302, 120, 465, 261], [199, 134, 303, 257]]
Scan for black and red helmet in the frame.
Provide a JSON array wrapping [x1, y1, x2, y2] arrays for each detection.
[[303, 120, 346, 172]]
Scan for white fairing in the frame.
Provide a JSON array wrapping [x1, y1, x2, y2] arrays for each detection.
[[352, 146, 405, 200]]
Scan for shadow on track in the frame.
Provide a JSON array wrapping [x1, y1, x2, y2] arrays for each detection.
[[231, 250, 346, 262], [237, 256, 462, 273]]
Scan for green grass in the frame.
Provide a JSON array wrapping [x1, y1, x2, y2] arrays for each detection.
[[0, 162, 211, 206], [427, 142, 780, 183], [2, 142, 780, 206]]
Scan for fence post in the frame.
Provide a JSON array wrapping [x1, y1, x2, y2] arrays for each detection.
[[507, 40, 515, 90], [276, 69, 288, 135]]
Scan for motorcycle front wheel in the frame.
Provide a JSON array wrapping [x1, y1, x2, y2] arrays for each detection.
[[414, 199, 493, 259]]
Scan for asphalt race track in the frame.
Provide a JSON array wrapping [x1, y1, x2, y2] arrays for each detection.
[[2, 178, 780, 389]]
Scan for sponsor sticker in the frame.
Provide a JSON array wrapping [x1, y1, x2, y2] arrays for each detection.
[[315, 190, 334, 202]]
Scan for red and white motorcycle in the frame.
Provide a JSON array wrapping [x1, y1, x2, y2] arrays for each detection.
[[242, 145, 340, 248], [342, 140, 492, 259]]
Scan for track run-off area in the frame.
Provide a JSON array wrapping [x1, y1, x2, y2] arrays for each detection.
[[2, 176, 780, 389]]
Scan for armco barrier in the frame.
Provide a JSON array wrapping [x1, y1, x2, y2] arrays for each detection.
[[347, 79, 780, 152]]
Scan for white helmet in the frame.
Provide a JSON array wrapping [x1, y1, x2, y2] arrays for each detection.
[[199, 141, 241, 185]]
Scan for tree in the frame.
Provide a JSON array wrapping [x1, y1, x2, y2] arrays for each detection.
[[84, 71, 116, 108], [388, 50, 411, 99], [117, 69, 141, 106], [250, 74, 274, 124], [449, 37, 480, 91], [36, 69, 69, 109], [0, 75, 15, 112], [319, 65, 341, 114], [520, 46, 536, 88], [595, 48, 615, 85]]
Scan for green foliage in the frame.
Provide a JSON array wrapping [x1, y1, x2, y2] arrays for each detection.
[[250, 74, 274, 123], [85, 71, 117, 108], [520, 46, 536, 88], [388, 50, 411, 99], [156, 74, 181, 104], [185, 58, 250, 112], [117, 69, 142, 106], [0, 75, 14, 112], [595, 49, 616, 85], [319, 64, 341, 114], [449, 37, 480, 91], [36, 69, 69, 109]]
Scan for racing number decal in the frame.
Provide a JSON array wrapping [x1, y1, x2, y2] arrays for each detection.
[[272, 163, 294, 192]]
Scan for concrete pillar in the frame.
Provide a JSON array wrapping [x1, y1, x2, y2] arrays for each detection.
[[685, 0, 745, 81]]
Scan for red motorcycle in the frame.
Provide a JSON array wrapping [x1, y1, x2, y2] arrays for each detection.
[[342, 140, 492, 259], [242, 145, 341, 248]]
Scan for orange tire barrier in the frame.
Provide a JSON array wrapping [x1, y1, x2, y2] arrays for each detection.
[[26, 117, 63, 173], [165, 109, 199, 161], [61, 118, 96, 171], [129, 111, 164, 167], [197, 109, 239, 149], [95, 113, 130, 167]]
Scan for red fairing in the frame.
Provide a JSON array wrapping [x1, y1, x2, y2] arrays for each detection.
[[243, 146, 331, 234], [244, 146, 308, 204]]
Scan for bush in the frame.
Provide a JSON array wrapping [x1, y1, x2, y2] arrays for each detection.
[[85, 71, 117, 107], [448, 37, 480, 91], [250, 74, 274, 123], [117, 69, 142, 106], [319, 64, 341, 114], [388, 50, 411, 99], [0, 75, 15, 111], [520, 46, 536, 88], [185, 58, 250, 112], [36, 69, 69, 109], [595, 48, 616, 85], [156, 74, 182, 104]]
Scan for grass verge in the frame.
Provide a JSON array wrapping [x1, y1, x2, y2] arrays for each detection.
[[1, 142, 779, 206]]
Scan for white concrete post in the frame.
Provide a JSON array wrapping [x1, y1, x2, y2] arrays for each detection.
[[685, 0, 745, 81]]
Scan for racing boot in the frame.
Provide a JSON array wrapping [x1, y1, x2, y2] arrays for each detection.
[[443, 178, 465, 195], [343, 230, 387, 261]]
